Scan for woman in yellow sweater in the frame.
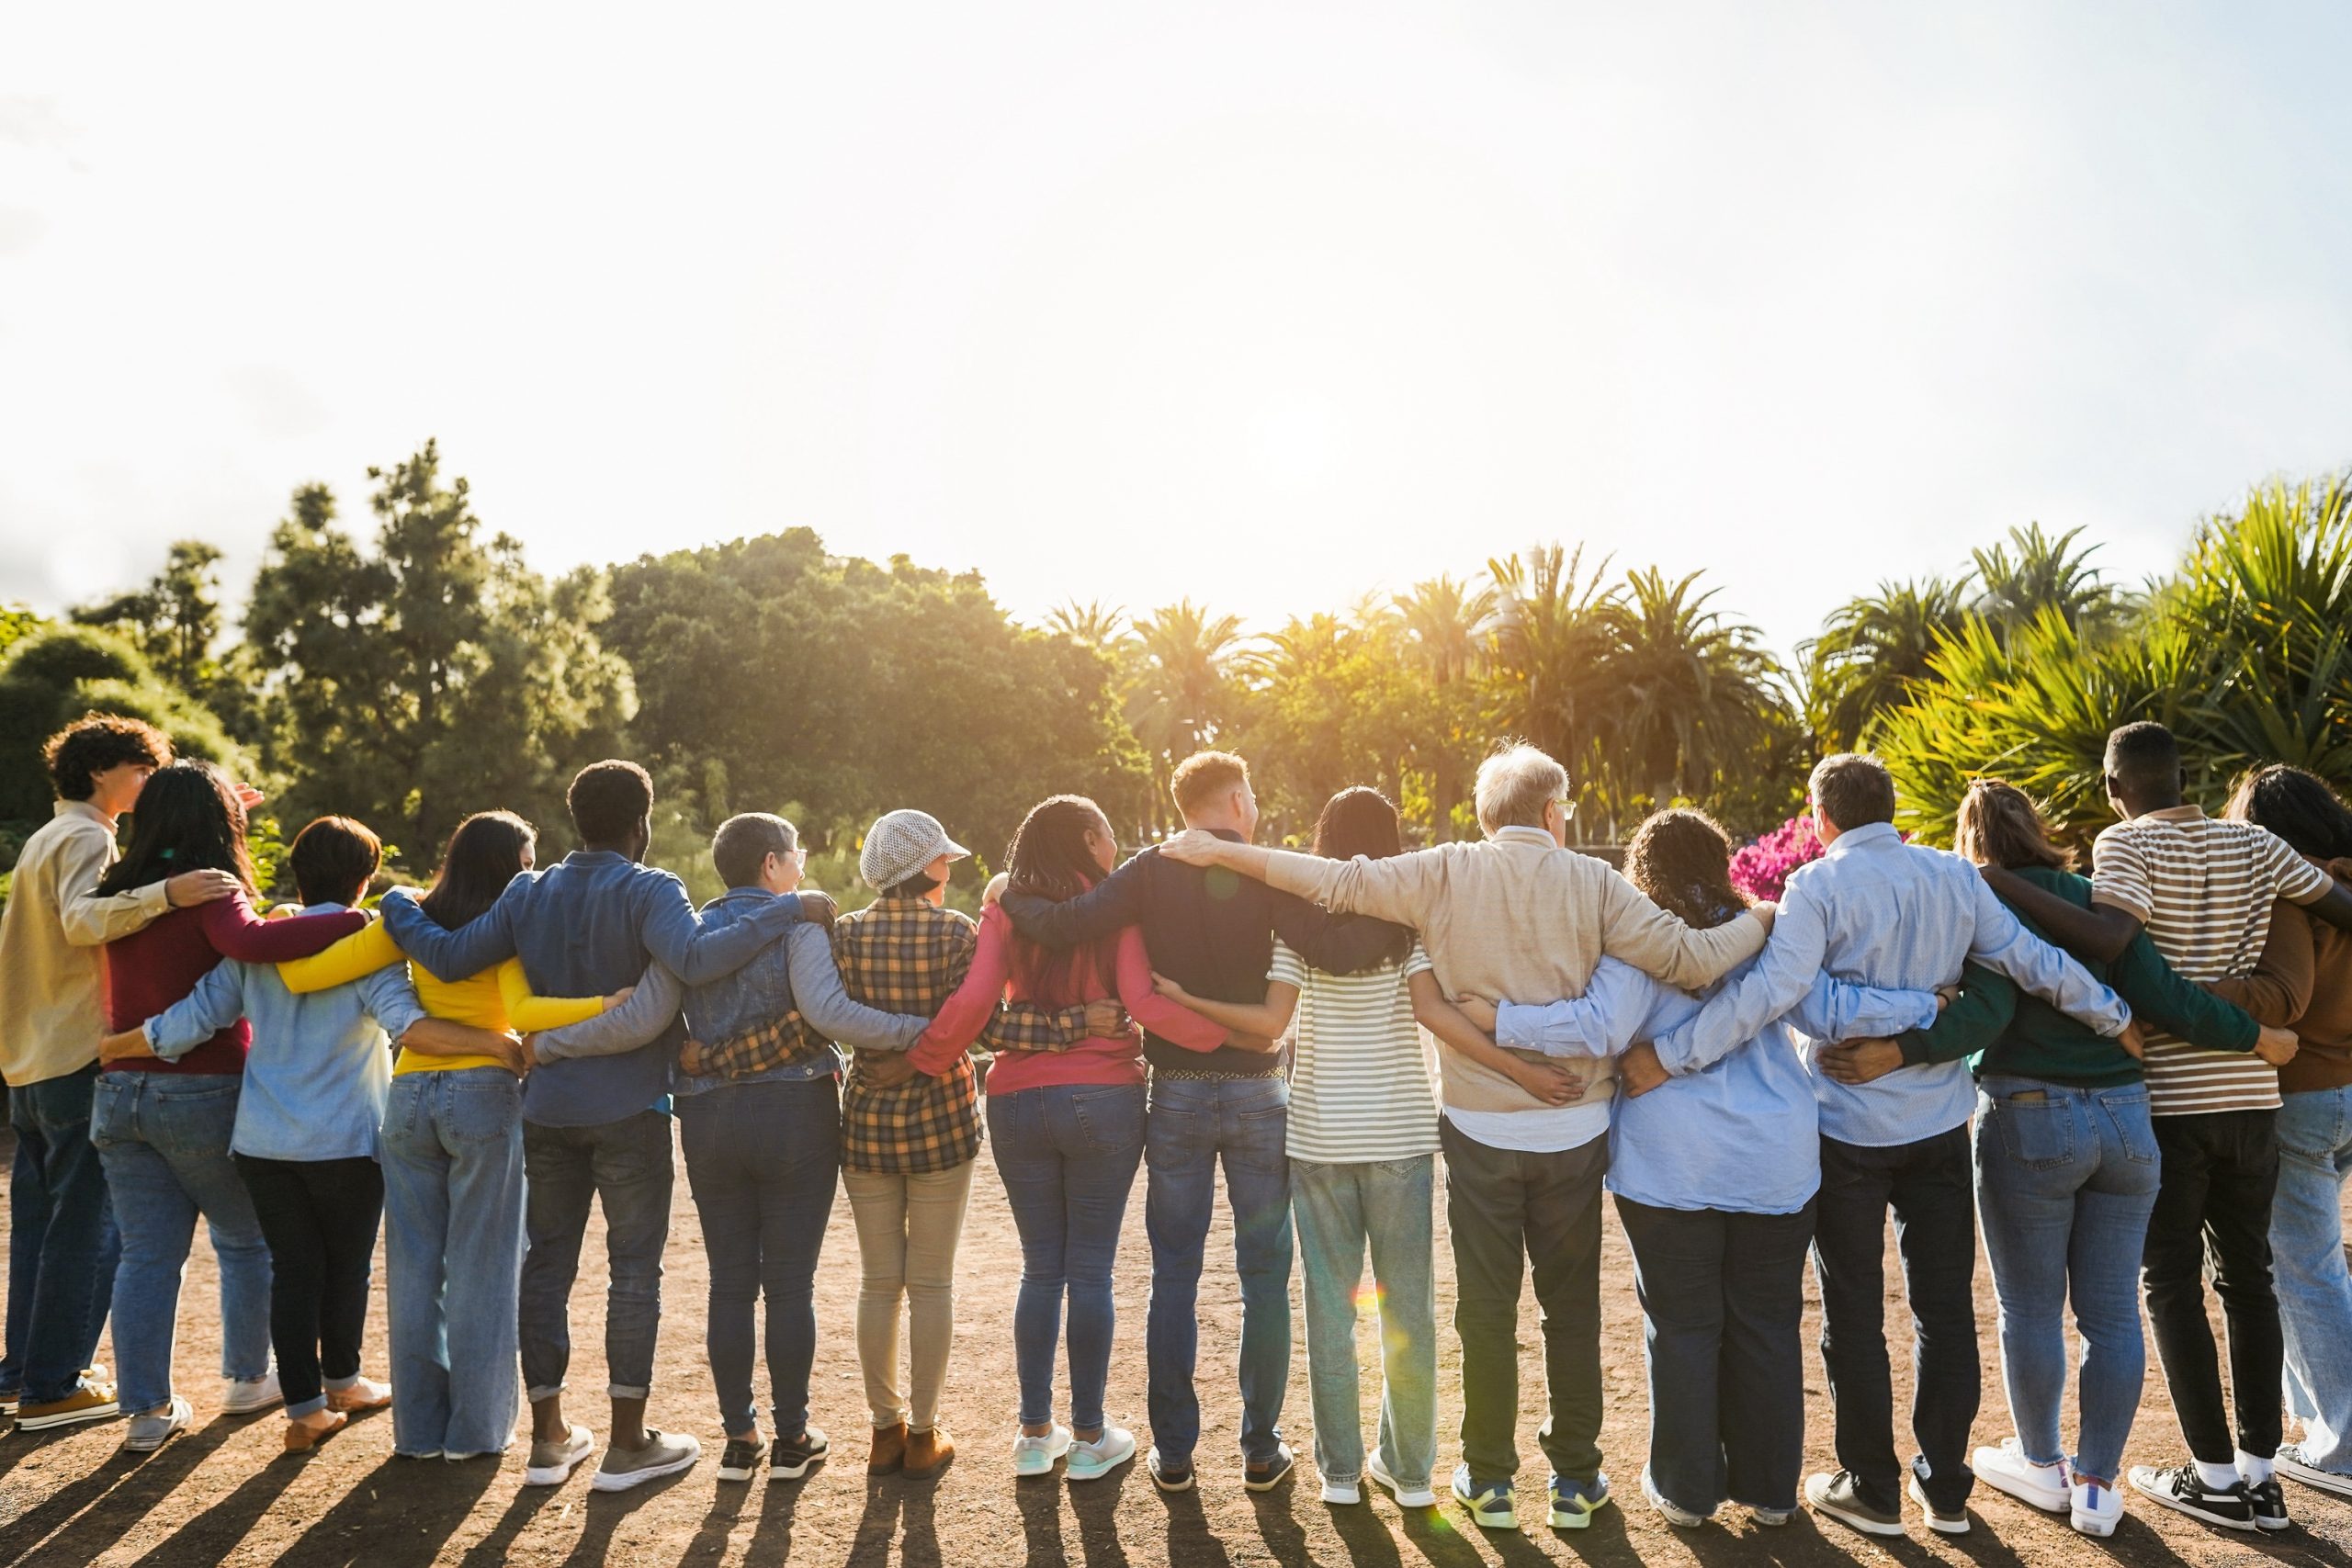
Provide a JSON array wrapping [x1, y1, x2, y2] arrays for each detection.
[[278, 809, 622, 1461]]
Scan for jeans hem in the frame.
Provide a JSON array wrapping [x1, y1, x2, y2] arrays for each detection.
[[525, 1383, 564, 1403], [288, 1395, 329, 1417], [608, 1382, 649, 1401]]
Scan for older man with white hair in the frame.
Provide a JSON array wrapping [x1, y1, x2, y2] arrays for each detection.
[[1160, 743, 1774, 1533]]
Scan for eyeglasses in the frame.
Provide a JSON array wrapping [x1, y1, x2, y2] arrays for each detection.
[[1554, 798, 1578, 821]]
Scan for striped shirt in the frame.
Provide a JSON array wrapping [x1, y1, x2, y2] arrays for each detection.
[[1272, 938, 1441, 1163], [2091, 806, 2331, 1116]]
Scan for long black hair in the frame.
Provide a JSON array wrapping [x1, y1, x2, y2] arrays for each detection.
[[1004, 795, 1120, 1003], [2227, 765, 2352, 862], [418, 810, 536, 931], [1309, 786, 1414, 965], [96, 761, 254, 897], [1623, 808, 1747, 931]]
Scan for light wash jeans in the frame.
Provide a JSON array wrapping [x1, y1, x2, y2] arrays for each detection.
[[2274, 1086, 2352, 1474], [1291, 1156, 1437, 1491], [88, 1072, 273, 1416], [381, 1067, 526, 1457], [1973, 1076, 2160, 1485]]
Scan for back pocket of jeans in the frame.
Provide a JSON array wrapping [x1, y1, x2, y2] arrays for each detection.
[[1996, 1096, 2075, 1170], [447, 1077, 520, 1145], [1071, 1088, 1144, 1156]]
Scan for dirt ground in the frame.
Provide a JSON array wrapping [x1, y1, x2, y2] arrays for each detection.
[[5, 1122, 2352, 1568]]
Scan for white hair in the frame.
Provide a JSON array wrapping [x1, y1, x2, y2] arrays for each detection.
[[1475, 744, 1569, 835]]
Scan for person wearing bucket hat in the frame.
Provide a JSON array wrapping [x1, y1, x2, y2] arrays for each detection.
[[859, 811, 972, 897]]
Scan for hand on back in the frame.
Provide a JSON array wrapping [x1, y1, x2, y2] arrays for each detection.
[[1159, 830, 1225, 866], [164, 869, 241, 908]]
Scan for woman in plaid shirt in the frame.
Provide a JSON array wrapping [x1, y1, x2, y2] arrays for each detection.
[[829, 810, 990, 1482]]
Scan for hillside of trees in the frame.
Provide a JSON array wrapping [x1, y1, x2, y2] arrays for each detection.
[[5, 442, 2349, 905]]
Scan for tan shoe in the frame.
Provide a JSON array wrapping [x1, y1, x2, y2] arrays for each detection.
[[284, 1409, 349, 1453], [867, 1421, 909, 1474], [904, 1426, 955, 1480], [326, 1377, 391, 1414]]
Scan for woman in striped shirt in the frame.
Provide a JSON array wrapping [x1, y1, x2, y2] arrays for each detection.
[[1153, 786, 1576, 1509]]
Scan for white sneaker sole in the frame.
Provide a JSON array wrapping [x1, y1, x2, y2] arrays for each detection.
[[1978, 1472, 2069, 1514], [1806, 1479, 1905, 1538], [524, 1448, 594, 1487], [592, 1450, 701, 1493], [1321, 1483, 1362, 1505], [771, 1448, 827, 1482], [2127, 1474, 2256, 1532], [16, 1401, 120, 1431], [2072, 1507, 2120, 1537], [2278, 1458, 2352, 1500], [1908, 1476, 1969, 1533], [1365, 1459, 1437, 1508]]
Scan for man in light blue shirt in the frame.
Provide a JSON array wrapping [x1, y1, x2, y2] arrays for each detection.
[[1638, 755, 2132, 1539]]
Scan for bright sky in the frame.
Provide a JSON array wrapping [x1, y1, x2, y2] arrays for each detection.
[[5, 2, 2349, 660]]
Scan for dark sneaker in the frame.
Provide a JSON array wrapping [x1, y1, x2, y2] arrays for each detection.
[[1550, 1471, 1613, 1529], [1244, 1442, 1295, 1493], [2245, 1476, 2290, 1532], [1806, 1470, 1904, 1537], [2127, 1464, 2255, 1531], [2277, 1444, 2352, 1500], [717, 1436, 766, 1483], [1451, 1464, 1515, 1529], [772, 1427, 829, 1482], [1148, 1447, 1195, 1494]]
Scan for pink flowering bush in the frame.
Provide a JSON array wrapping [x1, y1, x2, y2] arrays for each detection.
[[1728, 811, 1821, 903]]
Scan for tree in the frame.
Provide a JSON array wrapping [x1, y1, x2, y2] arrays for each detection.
[[243, 443, 636, 861], [71, 540, 227, 694], [1233, 610, 1424, 840], [1395, 575, 1494, 840], [1046, 600, 1128, 649], [1485, 544, 1623, 825], [1798, 579, 1970, 752], [1125, 600, 1247, 831], [0, 624, 243, 828], [1602, 567, 1793, 821], [1967, 522, 2135, 644]]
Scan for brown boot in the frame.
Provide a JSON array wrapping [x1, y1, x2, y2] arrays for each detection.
[[903, 1425, 955, 1480], [867, 1421, 908, 1474]]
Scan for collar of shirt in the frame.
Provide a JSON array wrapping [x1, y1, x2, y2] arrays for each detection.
[[562, 849, 632, 869], [2134, 805, 2207, 824], [1824, 821, 1902, 857], [1489, 826, 1556, 849], [55, 798, 114, 831]]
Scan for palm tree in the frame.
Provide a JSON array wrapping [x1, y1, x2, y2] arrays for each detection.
[[1967, 523, 2133, 642], [1396, 575, 1496, 839], [1046, 599, 1128, 649], [1604, 568, 1791, 811], [1487, 544, 1623, 827], [1798, 578, 1971, 752], [1128, 600, 1246, 829]]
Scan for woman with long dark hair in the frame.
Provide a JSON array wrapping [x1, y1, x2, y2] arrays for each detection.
[[907, 795, 1223, 1483], [85, 762, 368, 1450], [1153, 785, 1554, 1510], [1460, 808, 1938, 1531], [2216, 766, 2352, 1499], [276, 808, 623, 1461]]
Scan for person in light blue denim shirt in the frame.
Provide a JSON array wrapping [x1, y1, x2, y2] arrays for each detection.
[[1468, 810, 1940, 1530]]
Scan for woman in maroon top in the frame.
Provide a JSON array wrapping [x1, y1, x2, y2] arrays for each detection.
[[85, 762, 365, 1450]]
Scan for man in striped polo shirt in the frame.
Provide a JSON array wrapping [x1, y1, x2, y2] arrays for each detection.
[[1987, 722, 2352, 1534]]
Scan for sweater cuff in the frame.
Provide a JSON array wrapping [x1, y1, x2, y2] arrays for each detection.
[[1897, 1029, 1939, 1067]]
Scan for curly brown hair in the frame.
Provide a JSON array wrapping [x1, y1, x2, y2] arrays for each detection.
[[1623, 808, 1748, 931], [42, 712, 172, 802]]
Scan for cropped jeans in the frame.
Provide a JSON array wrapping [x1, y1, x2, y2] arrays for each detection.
[[1973, 1077, 2161, 1486], [2, 1066, 119, 1405], [989, 1082, 1146, 1435], [1291, 1155, 1437, 1493], [2272, 1086, 2352, 1474], [382, 1067, 526, 1457], [1145, 1073, 1293, 1467], [518, 1109, 674, 1403], [88, 1072, 273, 1416]]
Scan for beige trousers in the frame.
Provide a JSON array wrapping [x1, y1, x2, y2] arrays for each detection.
[[842, 1160, 975, 1431]]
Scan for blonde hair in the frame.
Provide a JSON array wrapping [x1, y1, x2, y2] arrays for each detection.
[[1170, 751, 1250, 819], [1953, 779, 2074, 872], [1474, 744, 1569, 834]]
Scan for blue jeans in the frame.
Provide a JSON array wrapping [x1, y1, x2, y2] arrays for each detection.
[[1973, 1077, 2160, 1484], [678, 1077, 840, 1438], [1292, 1156, 1437, 1491], [1145, 1074, 1291, 1466], [989, 1083, 1146, 1434], [382, 1068, 526, 1456], [518, 1109, 673, 1401], [3, 1066, 119, 1404], [88, 1072, 273, 1415], [2274, 1086, 2352, 1473]]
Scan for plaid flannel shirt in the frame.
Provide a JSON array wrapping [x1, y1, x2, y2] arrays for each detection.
[[831, 896, 1085, 1173], [678, 1010, 838, 1081]]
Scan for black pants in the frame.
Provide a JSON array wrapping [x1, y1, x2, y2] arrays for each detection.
[[233, 1154, 385, 1413], [1811, 1127, 1979, 1514], [2143, 1109, 2282, 1464], [1440, 1120, 1607, 1484], [1617, 1195, 1815, 1514]]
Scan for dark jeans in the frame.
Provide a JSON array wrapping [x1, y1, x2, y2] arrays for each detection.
[[1440, 1119, 1607, 1486], [2, 1066, 119, 1404], [991, 1082, 1147, 1433], [678, 1078, 839, 1438], [1616, 1195, 1815, 1514], [1145, 1074, 1292, 1465], [233, 1154, 386, 1416], [2144, 1109, 2283, 1463], [1812, 1127, 1980, 1514], [519, 1110, 674, 1401]]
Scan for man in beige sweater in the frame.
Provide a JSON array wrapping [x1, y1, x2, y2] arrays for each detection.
[[1162, 744, 1772, 1532]]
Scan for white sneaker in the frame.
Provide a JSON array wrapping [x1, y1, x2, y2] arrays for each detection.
[[1643, 1466, 1709, 1527], [2071, 1476, 2123, 1537], [1065, 1425, 1136, 1483], [2277, 1443, 2352, 1500], [1320, 1473, 1363, 1505], [1366, 1450, 1438, 1508], [123, 1394, 193, 1452], [1974, 1439, 2070, 1513], [222, 1369, 283, 1416], [1012, 1424, 1072, 1477]]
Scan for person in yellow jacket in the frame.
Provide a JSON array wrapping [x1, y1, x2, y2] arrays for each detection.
[[277, 810, 625, 1460]]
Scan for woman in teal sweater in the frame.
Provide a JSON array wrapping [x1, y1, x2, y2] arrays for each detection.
[[1850, 781, 2294, 1539]]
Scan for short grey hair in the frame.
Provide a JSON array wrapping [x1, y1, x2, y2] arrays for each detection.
[[1475, 744, 1569, 834]]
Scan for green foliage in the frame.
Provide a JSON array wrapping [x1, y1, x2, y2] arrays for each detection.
[[0, 624, 245, 827], [0, 604, 48, 661], [243, 445, 638, 866], [71, 540, 229, 695]]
